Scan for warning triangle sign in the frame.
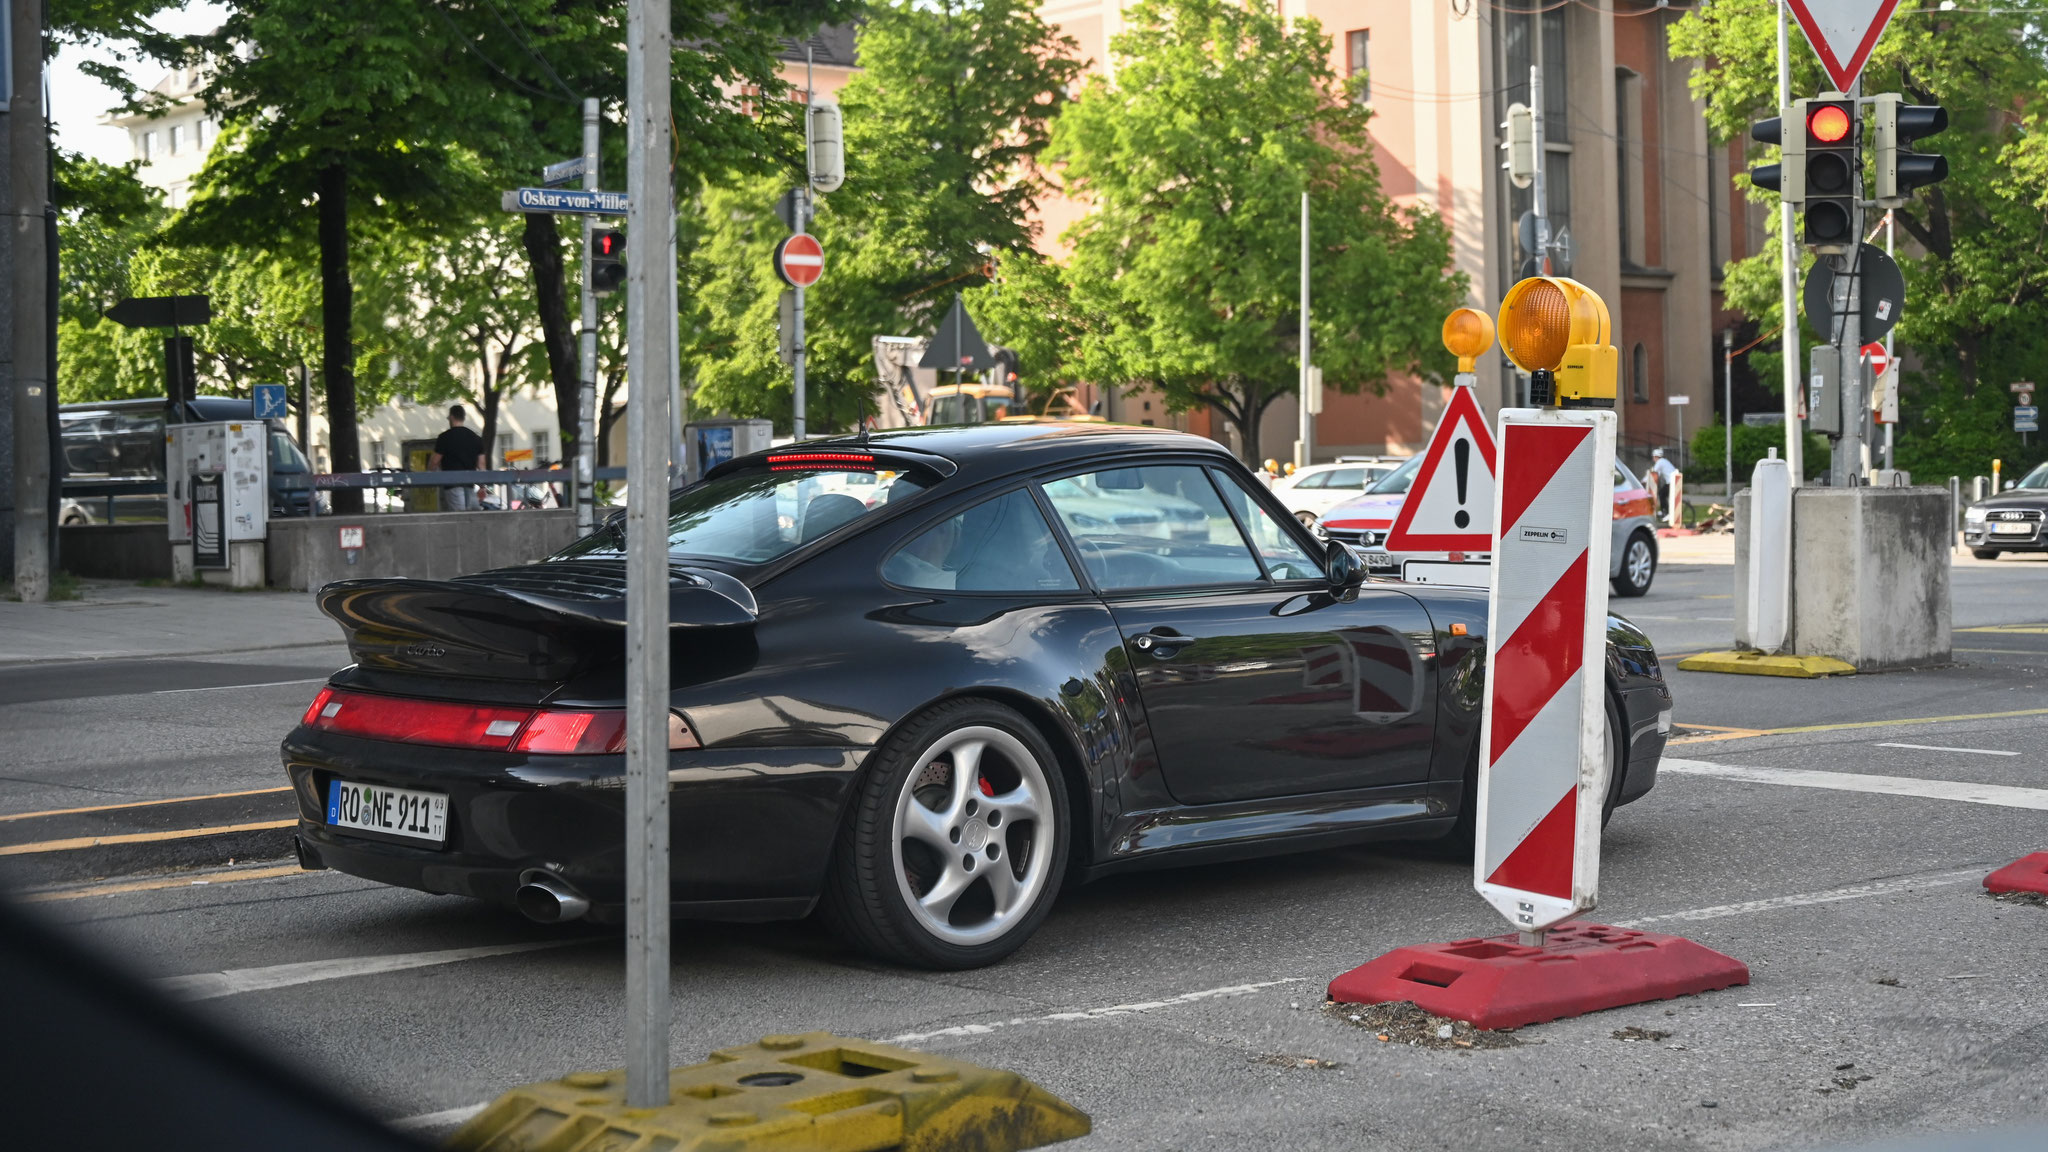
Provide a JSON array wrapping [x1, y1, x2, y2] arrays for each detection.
[[1786, 0, 1903, 93], [1384, 384, 1498, 553]]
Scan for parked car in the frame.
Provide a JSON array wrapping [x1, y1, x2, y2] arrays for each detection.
[[1322, 456, 1661, 597], [1270, 461, 1403, 526], [1964, 462, 2048, 558], [284, 423, 1671, 969], [58, 396, 324, 519]]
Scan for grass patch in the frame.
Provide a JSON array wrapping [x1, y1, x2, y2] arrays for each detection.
[[4, 571, 82, 602]]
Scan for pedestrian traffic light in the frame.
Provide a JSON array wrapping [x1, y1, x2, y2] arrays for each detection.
[[591, 230, 625, 295], [1497, 276, 1617, 409], [1747, 108, 1802, 203], [1500, 102, 1536, 189], [988, 345, 1020, 388], [1870, 94, 1948, 203], [1800, 97, 1857, 251]]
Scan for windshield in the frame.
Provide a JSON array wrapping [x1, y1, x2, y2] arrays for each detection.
[[926, 393, 1015, 425], [2016, 463, 2048, 490], [557, 467, 933, 565], [1363, 454, 1423, 495]]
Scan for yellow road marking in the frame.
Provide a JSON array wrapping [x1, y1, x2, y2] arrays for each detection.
[[1700, 594, 1732, 600], [1668, 724, 1770, 745], [1957, 624, 2048, 634], [0, 819, 295, 856], [0, 786, 292, 823], [1769, 707, 2048, 735], [1955, 647, 2048, 655], [20, 863, 307, 903]]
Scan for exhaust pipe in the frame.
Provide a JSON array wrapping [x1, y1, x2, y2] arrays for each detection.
[[515, 874, 590, 924]]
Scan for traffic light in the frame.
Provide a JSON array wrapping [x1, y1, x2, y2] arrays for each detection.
[[1800, 97, 1857, 251], [1500, 102, 1535, 189], [1747, 108, 1802, 203], [591, 230, 625, 295], [1871, 94, 1948, 203]]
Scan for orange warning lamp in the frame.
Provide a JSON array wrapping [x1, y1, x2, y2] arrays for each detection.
[[1441, 308, 1496, 373], [1497, 276, 1618, 409]]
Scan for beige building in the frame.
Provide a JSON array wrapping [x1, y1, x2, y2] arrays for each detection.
[[1040, 0, 1720, 471], [104, 66, 219, 210]]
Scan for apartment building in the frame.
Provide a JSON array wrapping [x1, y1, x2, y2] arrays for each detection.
[[1041, 0, 1721, 468]]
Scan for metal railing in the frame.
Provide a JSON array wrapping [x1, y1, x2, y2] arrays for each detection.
[[273, 467, 628, 515]]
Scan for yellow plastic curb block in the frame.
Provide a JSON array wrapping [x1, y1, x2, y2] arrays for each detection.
[[1675, 651, 1857, 678], [444, 1031, 1090, 1152]]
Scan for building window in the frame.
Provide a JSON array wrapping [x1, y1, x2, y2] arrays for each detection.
[[1632, 343, 1649, 404], [1347, 30, 1370, 104], [169, 124, 182, 155], [142, 131, 157, 161], [196, 118, 211, 148], [369, 439, 384, 469], [1498, 0, 1569, 285]]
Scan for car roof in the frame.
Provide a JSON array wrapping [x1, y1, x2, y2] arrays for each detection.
[[733, 422, 1238, 486]]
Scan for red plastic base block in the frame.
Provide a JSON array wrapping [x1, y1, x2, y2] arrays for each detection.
[[1327, 922, 1750, 1031], [1985, 852, 2048, 895]]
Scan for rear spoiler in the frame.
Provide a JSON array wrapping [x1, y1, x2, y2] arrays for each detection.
[[316, 566, 756, 681]]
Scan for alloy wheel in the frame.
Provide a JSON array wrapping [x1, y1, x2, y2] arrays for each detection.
[[1626, 537, 1654, 588], [890, 725, 1055, 948]]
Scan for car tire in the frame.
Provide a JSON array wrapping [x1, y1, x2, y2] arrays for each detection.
[[1611, 531, 1656, 598], [1972, 549, 2001, 560], [820, 699, 1070, 969], [1441, 692, 1626, 854]]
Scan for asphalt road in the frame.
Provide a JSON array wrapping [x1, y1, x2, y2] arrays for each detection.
[[7, 551, 2048, 1151]]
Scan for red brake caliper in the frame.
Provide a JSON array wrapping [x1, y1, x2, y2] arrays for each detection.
[[977, 775, 995, 797]]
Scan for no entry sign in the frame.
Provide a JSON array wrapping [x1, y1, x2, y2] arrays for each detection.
[[1474, 407, 1618, 935], [1861, 342, 1889, 376], [774, 233, 824, 288]]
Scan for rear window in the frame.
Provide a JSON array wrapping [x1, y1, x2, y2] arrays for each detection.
[[559, 466, 934, 565]]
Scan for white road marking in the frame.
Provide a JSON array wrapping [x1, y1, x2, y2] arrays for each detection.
[[1875, 742, 2021, 757], [392, 1103, 487, 1132], [884, 978, 1307, 1045], [1660, 756, 2048, 810], [1611, 868, 1986, 928], [154, 677, 327, 695], [156, 940, 584, 1001]]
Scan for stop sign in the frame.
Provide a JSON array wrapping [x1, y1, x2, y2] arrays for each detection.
[[774, 233, 824, 288], [1861, 342, 1889, 376]]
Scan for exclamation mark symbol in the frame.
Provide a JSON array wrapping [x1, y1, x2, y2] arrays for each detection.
[[1452, 439, 1471, 529]]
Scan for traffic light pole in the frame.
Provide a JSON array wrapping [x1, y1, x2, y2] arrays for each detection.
[[1831, 78, 1865, 490], [1776, 2, 1804, 486], [792, 46, 814, 444], [577, 97, 599, 535]]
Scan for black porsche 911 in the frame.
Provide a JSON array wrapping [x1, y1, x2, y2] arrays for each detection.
[[286, 423, 1672, 969]]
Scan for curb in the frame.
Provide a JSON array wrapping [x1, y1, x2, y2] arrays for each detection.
[[0, 788, 299, 886], [1675, 650, 1857, 678]]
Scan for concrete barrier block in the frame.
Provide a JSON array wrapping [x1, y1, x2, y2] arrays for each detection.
[[1789, 487, 1952, 672]]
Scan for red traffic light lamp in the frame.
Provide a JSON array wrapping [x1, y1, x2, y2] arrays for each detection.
[[591, 230, 626, 295]]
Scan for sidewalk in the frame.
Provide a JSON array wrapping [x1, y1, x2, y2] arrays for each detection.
[[0, 581, 341, 665]]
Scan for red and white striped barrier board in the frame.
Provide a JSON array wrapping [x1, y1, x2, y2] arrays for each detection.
[[1474, 407, 1618, 934]]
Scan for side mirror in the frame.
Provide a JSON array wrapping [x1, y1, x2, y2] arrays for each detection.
[[1326, 538, 1366, 591]]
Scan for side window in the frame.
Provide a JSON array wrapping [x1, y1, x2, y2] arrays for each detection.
[[882, 489, 1078, 593], [1041, 465, 1263, 590], [1207, 468, 1326, 581], [1294, 471, 1329, 489], [1328, 468, 1366, 490]]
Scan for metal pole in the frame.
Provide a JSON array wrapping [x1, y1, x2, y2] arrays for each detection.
[[11, 0, 51, 601], [578, 97, 600, 535], [1296, 190, 1310, 468], [1724, 328, 1735, 498], [1777, 3, 1803, 485], [1531, 64, 1551, 277], [1883, 209, 1895, 472], [622, 0, 674, 1111], [792, 46, 814, 443], [1832, 77, 1864, 489]]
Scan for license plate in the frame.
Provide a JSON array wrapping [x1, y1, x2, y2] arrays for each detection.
[[327, 779, 447, 844], [1993, 521, 2035, 535]]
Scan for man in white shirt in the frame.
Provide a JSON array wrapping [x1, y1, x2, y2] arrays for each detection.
[[1650, 448, 1680, 520]]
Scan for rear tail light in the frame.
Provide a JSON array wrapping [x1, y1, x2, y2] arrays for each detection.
[[300, 688, 700, 753]]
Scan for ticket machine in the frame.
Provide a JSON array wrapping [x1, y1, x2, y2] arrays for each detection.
[[166, 421, 269, 587]]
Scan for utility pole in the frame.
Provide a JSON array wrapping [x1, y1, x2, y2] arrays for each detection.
[[577, 97, 599, 535], [1777, 2, 1804, 485], [622, 0, 674, 1111], [1530, 63, 1551, 279], [792, 46, 814, 443], [11, 0, 51, 601], [1830, 77, 1865, 490], [1296, 191, 1311, 469]]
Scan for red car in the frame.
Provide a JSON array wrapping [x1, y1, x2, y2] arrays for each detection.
[[1321, 456, 1660, 596]]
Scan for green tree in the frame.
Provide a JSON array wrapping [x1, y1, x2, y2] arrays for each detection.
[[1671, 0, 2048, 480], [1046, 0, 1464, 461], [690, 0, 1081, 430], [394, 217, 552, 459]]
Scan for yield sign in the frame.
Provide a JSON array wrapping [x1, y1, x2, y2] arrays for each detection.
[[1786, 0, 1903, 93], [774, 233, 824, 288], [1384, 383, 1498, 553]]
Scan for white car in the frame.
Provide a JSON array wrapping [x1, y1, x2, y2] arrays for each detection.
[[1270, 461, 1402, 525]]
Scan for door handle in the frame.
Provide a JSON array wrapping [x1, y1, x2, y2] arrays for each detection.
[[1132, 629, 1188, 653]]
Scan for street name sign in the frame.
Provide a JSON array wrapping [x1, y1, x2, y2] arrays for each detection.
[[774, 233, 824, 288], [253, 384, 288, 420], [1385, 383, 1498, 553], [1668, 395, 1690, 406], [106, 294, 211, 329], [1474, 407, 1618, 934], [1786, 0, 1904, 93], [542, 156, 586, 187], [500, 187, 628, 215]]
